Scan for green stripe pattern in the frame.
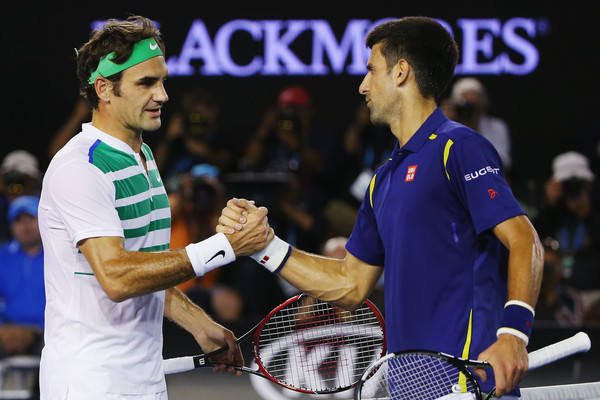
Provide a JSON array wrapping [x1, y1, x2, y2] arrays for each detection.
[[89, 141, 171, 252]]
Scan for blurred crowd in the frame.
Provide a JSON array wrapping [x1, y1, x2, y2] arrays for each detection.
[[2, 77, 600, 363]]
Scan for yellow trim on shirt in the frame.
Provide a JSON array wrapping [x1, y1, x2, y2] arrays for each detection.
[[458, 309, 474, 392], [369, 174, 377, 208], [443, 139, 454, 180]]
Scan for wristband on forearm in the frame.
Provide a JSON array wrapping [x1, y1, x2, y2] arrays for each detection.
[[251, 235, 292, 273], [185, 232, 236, 277], [496, 300, 535, 345]]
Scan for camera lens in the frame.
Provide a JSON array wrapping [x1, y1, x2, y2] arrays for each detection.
[[454, 100, 476, 121]]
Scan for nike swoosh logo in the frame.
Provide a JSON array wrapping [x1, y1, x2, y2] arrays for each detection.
[[149, 42, 159, 50], [207, 250, 226, 263]]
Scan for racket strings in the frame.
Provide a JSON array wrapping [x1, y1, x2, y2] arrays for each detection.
[[256, 298, 384, 392], [362, 354, 477, 400]]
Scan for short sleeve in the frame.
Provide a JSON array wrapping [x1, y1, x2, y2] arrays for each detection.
[[45, 159, 124, 246], [345, 175, 385, 267], [445, 135, 524, 234]]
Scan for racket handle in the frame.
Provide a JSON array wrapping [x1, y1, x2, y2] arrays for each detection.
[[528, 331, 591, 370], [163, 356, 195, 375]]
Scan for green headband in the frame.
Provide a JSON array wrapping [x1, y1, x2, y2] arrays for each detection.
[[87, 37, 163, 84]]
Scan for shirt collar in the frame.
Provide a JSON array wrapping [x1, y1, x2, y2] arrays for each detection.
[[400, 107, 449, 153], [81, 123, 140, 155]]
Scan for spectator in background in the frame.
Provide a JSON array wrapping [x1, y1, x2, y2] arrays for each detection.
[[169, 166, 286, 322], [0, 150, 43, 200], [168, 165, 227, 256], [583, 123, 600, 209], [325, 101, 397, 238], [442, 77, 512, 171], [168, 165, 233, 297], [0, 195, 45, 358], [535, 237, 585, 327], [239, 85, 341, 253], [0, 150, 43, 243], [534, 151, 600, 292], [153, 87, 236, 186]]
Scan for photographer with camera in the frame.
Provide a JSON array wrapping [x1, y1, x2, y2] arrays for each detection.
[[239, 85, 340, 256], [0, 150, 43, 243], [153, 87, 236, 186], [442, 77, 512, 171], [534, 152, 600, 310]]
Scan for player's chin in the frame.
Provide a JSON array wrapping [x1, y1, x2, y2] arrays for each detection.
[[141, 117, 162, 132]]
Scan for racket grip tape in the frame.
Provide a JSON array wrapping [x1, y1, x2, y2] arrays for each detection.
[[163, 356, 196, 374], [528, 331, 591, 370]]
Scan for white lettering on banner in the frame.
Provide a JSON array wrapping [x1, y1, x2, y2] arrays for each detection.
[[216, 19, 264, 76], [166, 20, 220, 76], [455, 17, 540, 75], [311, 19, 374, 75], [93, 17, 547, 77], [464, 166, 501, 181], [501, 18, 539, 75]]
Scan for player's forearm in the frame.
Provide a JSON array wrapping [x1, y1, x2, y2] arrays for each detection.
[[164, 288, 230, 356], [164, 287, 211, 334], [493, 215, 544, 346], [97, 249, 196, 302], [278, 249, 373, 310], [493, 215, 544, 306], [80, 233, 237, 302], [506, 228, 544, 307]]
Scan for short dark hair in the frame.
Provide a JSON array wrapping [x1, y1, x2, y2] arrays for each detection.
[[365, 16, 459, 102], [76, 15, 165, 109]]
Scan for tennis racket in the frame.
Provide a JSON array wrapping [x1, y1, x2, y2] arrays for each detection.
[[354, 331, 591, 400], [164, 293, 386, 394]]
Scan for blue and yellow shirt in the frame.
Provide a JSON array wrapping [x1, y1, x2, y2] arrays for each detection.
[[346, 108, 525, 392]]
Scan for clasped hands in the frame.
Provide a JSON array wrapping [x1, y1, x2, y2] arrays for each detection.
[[217, 198, 274, 256]]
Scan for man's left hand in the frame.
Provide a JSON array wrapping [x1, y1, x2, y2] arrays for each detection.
[[474, 334, 528, 397]]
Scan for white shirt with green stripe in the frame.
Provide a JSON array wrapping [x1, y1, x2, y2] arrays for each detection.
[[39, 123, 171, 399]]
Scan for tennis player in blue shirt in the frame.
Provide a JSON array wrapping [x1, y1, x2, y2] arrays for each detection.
[[220, 16, 543, 399]]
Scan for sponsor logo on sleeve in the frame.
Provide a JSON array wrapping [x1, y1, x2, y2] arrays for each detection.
[[464, 166, 500, 181]]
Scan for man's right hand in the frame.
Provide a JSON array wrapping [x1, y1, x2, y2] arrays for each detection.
[[217, 198, 273, 256]]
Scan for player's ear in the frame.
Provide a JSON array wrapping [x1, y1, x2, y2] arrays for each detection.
[[94, 77, 113, 103], [395, 59, 410, 87]]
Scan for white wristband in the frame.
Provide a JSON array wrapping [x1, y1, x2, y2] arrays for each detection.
[[185, 232, 235, 277], [505, 299, 536, 316], [497, 327, 530, 345], [251, 235, 291, 273]]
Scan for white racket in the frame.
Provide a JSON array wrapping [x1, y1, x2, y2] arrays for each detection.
[[354, 331, 591, 400]]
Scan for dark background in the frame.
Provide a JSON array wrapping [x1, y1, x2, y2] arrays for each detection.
[[1, 1, 599, 202], [2, 3, 599, 397]]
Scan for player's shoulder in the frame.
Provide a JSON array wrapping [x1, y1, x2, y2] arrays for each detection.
[[435, 119, 481, 143], [435, 120, 498, 155], [45, 135, 113, 189], [47, 134, 93, 170]]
